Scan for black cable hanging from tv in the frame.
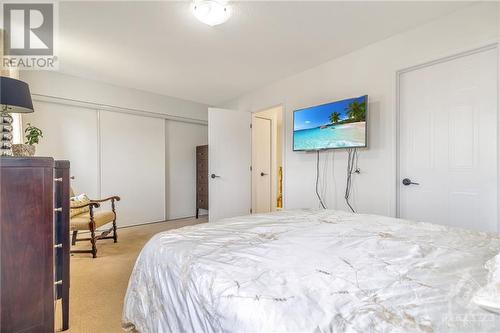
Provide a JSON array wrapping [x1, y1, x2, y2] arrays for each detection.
[[345, 148, 358, 213], [316, 150, 326, 209]]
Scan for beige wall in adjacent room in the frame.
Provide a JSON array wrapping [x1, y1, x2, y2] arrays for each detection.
[[253, 105, 283, 210]]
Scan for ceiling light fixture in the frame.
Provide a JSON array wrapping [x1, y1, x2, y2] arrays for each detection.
[[192, 0, 231, 27]]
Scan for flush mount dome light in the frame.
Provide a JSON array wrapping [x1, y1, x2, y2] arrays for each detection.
[[192, 0, 230, 26]]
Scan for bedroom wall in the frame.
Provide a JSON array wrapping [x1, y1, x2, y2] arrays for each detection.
[[21, 71, 207, 121], [21, 71, 208, 226], [223, 2, 499, 217]]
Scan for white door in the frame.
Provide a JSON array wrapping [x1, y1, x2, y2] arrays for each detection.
[[252, 116, 272, 213], [399, 48, 497, 232], [208, 108, 251, 222]]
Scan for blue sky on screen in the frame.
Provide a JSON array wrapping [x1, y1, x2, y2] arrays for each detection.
[[294, 96, 366, 131]]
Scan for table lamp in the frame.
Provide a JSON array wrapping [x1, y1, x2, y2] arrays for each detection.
[[0, 76, 34, 156]]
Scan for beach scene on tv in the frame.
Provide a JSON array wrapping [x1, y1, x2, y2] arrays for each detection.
[[293, 95, 367, 150]]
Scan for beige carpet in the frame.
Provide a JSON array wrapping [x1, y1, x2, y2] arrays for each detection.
[[56, 217, 206, 333]]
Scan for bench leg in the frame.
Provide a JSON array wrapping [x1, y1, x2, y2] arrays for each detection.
[[112, 218, 118, 243], [90, 223, 97, 258], [112, 200, 118, 243]]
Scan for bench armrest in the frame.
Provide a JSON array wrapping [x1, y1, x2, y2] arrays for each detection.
[[71, 202, 100, 210], [90, 196, 121, 203]]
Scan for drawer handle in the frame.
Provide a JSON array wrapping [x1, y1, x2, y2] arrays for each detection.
[[54, 177, 63, 182], [54, 243, 63, 248], [54, 207, 62, 212], [55, 280, 63, 286]]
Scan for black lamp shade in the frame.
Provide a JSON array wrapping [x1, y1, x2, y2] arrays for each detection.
[[0, 76, 34, 113]]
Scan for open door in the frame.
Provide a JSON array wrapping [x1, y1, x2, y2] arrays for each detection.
[[208, 108, 251, 222]]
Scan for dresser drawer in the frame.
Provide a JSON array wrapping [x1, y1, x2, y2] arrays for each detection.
[[197, 184, 208, 197], [196, 147, 208, 160], [197, 195, 208, 209], [197, 160, 208, 172], [197, 173, 208, 184]]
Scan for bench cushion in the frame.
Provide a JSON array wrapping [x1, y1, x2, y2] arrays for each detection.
[[70, 211, 115, 231]]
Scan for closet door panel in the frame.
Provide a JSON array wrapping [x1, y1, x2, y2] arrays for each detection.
[[23, 100, 99, 198], [100, 111, 165, 226]]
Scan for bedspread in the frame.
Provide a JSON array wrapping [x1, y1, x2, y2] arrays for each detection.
[[123, 210, 500, 332]]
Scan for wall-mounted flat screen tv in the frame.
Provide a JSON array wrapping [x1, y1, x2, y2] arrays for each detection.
[[293, 95, 368, 151]]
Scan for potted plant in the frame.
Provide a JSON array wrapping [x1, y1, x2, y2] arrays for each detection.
[[12, 123, 43, 157]]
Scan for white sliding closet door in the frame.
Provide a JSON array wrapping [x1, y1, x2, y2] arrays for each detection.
[[23, 100, 100, 198], [100, 111, 165, 227]]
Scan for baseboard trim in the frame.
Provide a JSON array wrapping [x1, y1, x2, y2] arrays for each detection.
[[76, 215, 208, 235], [119, 215, 208, 230]]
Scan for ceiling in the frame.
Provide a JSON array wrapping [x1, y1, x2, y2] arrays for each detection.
[[57, 1, 472, 105]]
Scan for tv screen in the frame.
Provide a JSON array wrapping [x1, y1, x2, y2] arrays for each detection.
[[293, 95, 367, 151]]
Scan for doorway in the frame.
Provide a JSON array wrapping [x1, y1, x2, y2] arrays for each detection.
[[252, 106, 284, 213], [397, 46, 497, 232]]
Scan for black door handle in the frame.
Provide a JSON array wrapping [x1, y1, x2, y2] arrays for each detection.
[[402, 178, 419, 186], [211, 173, 220, 179], [260, 172, 268, 176]]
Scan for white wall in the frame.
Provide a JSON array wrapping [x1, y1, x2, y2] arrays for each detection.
[[22, 71, 208, 226], [21, 71, 208, 122], [223, 2, 499, 217], [166, 121, 209, 219]]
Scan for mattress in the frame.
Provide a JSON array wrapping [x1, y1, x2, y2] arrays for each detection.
[[122, 209, 500, 332]]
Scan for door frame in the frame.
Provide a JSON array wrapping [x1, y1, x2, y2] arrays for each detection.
[[252, 104, 286, 209], [395, 43, 498, 221]]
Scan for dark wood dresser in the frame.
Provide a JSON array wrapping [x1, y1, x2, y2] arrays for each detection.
[[196, 145, 208, 218], [0, 157, 70, 333]]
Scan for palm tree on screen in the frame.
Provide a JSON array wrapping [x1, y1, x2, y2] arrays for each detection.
[[346, 101, 366, 122], [329, 112, 341, 124]]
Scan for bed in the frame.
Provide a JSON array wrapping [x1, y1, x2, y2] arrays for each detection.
[[122, 209, 500, 332]]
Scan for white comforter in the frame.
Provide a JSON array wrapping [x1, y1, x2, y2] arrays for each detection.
[[122, 210, 500, 333]]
